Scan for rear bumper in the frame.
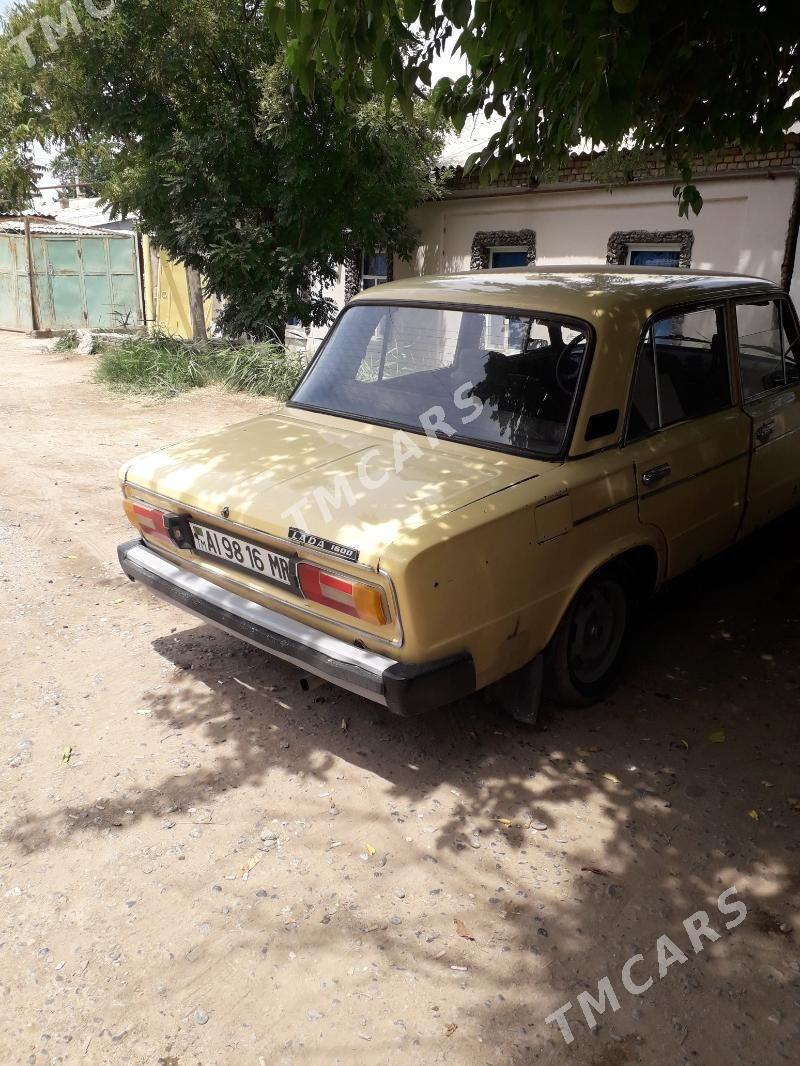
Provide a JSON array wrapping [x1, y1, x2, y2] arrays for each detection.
[[118, 539, 475, 716]]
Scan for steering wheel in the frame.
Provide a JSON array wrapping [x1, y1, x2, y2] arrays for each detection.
[[554, 336, 585, 394]]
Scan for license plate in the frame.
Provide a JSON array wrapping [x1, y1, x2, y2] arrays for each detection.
[[189, 522, 295, 588]]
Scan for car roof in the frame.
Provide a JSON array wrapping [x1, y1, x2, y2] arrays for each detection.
[[352, 266, 779, 320]]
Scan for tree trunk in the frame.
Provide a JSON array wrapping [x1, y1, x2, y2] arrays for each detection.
[[23, 218, 39, 333], [186, 266, 207, 342]]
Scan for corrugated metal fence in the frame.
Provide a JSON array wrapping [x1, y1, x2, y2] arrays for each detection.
[[0, 226, 142, 333]]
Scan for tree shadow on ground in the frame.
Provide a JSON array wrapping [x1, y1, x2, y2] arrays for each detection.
[[4, 513, 800, 1062]]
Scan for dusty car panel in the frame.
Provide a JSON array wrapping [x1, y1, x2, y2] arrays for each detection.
[[743, 388, 800, 531], [377, 472, 664, 689], [119, 267, 800, 719], [120, 483, 406, 649], [625, 407, 751, 579], [121, 407, 545, 568]]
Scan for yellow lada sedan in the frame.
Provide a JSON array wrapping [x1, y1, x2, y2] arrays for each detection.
[[118, 268, 800, 723]]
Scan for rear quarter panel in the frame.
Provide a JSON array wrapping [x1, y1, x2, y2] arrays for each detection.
[[383, 453, 666, 688]]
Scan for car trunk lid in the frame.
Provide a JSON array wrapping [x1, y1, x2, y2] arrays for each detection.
[[122, 408, 547, 568]]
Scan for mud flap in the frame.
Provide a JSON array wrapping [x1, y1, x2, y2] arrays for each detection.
[[489, 654, 544, 726]]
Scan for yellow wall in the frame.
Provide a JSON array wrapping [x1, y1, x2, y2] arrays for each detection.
[[144, 236, 213, 338]]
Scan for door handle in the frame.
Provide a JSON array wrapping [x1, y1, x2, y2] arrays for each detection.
[[641, 463, 672, 487], [756, 419, 775, 444]]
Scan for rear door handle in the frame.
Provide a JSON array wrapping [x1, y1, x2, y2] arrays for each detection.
[[641, 463, 672, 487], [756, 419, 775, 444]]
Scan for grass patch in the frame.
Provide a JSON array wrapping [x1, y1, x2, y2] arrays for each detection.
[[221, 343, 309, 399], [94, 334, 306, 401]]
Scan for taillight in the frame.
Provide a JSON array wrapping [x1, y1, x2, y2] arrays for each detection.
[[297, 562, 387, 626], [123, 500, 171, 544]]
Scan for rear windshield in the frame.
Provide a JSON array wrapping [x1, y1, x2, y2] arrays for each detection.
[[290, 303, 591, 456]]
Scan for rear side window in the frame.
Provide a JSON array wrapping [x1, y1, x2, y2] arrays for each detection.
[[736, 299, 800, 399], [628, 305, 730, 438]]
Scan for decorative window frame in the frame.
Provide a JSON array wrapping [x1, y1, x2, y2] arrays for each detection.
[[606, 230, 694, 267], [470, 229, 536, 270], [344, 249, 393, 302]]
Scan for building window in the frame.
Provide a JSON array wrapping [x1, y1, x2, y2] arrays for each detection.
[[471, 229, 536, 271], [607, 230, 693, 268], [489, 247, 529, 269], [626, 245, 681, 268], [361, 251, 389, 288], [344, 249, 393, 301]]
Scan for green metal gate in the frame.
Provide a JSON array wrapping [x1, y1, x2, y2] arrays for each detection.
[[0, 227, 142, 333], [0, 234, 33, 332]]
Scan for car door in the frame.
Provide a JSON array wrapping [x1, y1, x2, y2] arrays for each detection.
[[623, 302, 751, 579], [735, 296, 800, 535]]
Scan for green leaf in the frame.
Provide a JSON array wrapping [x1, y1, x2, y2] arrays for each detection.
[[451, 109, 466, 134], [463, 150, 480, 174], [297, 59, 316, 99], [284, 37, 304, 74], [397, 91, 414, 121]]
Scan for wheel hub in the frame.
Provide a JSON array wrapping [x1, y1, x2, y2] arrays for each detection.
[[569, 579, 627, 687]]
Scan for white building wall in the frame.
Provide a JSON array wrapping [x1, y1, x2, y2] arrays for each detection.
[[791, 213, 800, 311], [396, 174, 797, 286], [306, 173, 798, 354], [304, 265, 347, 356]]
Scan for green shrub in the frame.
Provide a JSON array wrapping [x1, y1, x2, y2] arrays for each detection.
[[94, 334, 305, 400]]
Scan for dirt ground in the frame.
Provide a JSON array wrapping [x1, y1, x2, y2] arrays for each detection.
[[0, 331, 798, 1066]]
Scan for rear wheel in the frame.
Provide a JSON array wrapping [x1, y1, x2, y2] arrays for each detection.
[[548, 566, 632, 706]]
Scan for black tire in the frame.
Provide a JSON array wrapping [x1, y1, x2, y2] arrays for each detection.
[[547, 565, 633, 707]]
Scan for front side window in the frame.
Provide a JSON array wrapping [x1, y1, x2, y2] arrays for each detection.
[[736, 299, 800, 400], [291, 304, 591, 456], [628, 305, 730, 437]]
